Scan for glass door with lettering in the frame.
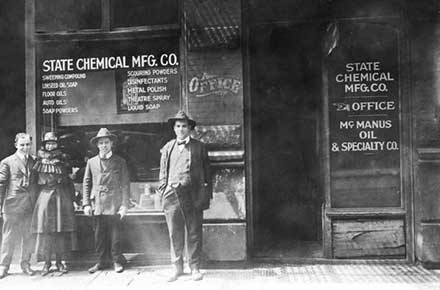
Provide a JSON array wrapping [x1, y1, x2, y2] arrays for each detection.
[[325, 22, 401, 209]]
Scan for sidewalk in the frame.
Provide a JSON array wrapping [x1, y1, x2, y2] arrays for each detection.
[[1, 262, 440, 290]]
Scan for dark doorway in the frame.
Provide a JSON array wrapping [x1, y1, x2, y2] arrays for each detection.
[[249, 23, 324, 259]]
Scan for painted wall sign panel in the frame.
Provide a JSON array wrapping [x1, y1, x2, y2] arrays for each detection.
[[187, 50, 243, 125], [327, 22, 401, 208], [36, 37, 180, 127]]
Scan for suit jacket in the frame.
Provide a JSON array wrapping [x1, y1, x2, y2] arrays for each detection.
[[0, 153, 37, 215], [82, 154, 130, 215], [158, 138, 212, 210]]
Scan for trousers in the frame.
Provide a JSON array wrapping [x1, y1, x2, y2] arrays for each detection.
[[163, 187, 203, 270], [93, 215, 124, 264], [0, 214, 34, 268]]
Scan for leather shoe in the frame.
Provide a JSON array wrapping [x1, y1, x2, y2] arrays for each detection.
[[114, 263, 124, 273], [88, 263, 105, 274], [21, 264, 35, 276], [41, 262, 51, 276], [0, 266, 8, 279], [191, 269, 203, 281], [56, 261, 68, 274], [167, 265, 183, 282]]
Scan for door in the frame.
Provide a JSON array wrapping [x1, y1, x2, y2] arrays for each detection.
[[249, 23, 324, 258]]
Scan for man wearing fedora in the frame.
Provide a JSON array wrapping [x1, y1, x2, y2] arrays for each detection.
[[82, 128, 130, 274], [158, 110, 212, 282], [0, 133, 37, 278]]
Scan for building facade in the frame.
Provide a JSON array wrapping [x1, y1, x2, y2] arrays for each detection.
[[20, 0, 440, 263]]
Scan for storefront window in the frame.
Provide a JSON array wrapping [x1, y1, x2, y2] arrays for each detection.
[[36, 37, 180, 212], [57, 124, 172, 182], [55, 124, 172, 212], [111, 0, 179, 28], [35, 0, 101, 32]]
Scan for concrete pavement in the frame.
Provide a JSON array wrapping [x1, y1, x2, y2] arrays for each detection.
[[1, 262, 440, 290]]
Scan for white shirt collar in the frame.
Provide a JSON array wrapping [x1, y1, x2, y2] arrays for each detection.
[[99, 151, 113, 159], [16, 151, 29, 162], [177, 136, 190, 145]]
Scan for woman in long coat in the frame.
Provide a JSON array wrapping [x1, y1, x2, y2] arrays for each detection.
[[31, 132, 78, 275]]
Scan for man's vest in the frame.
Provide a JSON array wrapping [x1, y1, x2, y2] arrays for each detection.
[[167, 145, 191, 187]]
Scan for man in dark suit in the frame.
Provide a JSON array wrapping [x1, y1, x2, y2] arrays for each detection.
[[158, 111, 212, 282], [82, 128, 130, 274], [0, 133, 37, 279]]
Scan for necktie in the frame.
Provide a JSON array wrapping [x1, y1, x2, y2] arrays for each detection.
[[177, 140, 186, 145], [23, 155, 29, 186]]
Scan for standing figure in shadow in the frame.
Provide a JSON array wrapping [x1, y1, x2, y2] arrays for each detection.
[[31, 132, 77, 276]]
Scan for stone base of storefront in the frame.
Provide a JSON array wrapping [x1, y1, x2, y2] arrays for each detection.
[[70, 214, 247, 266]]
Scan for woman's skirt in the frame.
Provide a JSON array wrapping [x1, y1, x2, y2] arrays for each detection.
[[35, 231, 78, 258], [32, 185, 78, 259]]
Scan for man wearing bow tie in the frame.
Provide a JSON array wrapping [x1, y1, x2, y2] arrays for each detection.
[[158, 111, 212, 282], [0, 133, 37, 279]]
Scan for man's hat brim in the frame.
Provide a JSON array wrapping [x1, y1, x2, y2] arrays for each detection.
[[42, 140, 58, 144], [90, 134, 117, 146], [168, 118, 196, 129], [42, 138, 58, 144]]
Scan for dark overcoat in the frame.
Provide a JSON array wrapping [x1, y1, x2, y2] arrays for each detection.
[[31, 149, 76, 233]]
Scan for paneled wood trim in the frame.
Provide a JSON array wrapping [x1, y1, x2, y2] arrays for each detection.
[[25, 0, 37, 153], [180, 0, 187, 111], [250, 16, 401, 27], [331, 168, 400, 177], [35, 25, 180, 42], [416, 148, 440, 161], [210, 161, 244, 168], [332, 219, 405, 258], [417, 148, 440, 154], [399, 6, 415, 262], [321, 26, 332, 259], [326, 207, 406, 218], [102, 0, 110, 31], [209, 150, 244, 160], [242, 0, 254, 260]]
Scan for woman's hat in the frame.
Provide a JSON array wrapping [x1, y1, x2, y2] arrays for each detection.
[[90, 128, 117, 145], [167, 110, 196, 129], [42, 132, 58, 144]]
